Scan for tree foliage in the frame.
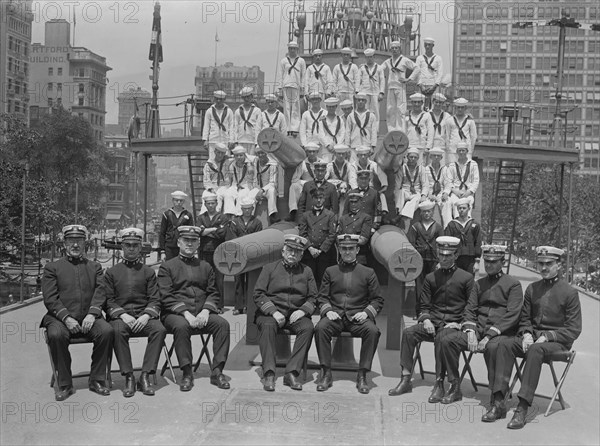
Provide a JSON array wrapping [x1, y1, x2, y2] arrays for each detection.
[[0, 110, 110, 255], [516, 164, 600, 264]]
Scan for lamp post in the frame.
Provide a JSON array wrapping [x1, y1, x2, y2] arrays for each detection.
[[20, 162, 29, 303]]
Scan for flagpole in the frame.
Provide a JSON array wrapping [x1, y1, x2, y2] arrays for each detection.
[[72, 6, 76, 46], [214, 28, 218, 67]]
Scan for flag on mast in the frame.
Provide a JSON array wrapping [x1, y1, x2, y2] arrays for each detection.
[[215, 30, 219, 42]]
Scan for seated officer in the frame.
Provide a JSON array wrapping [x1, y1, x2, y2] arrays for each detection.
[[491, 246, 582, 429], [315, 234, 384, 394], [158, 226, 231, 392], [389, 236, 473, 403], [253, 235, 317, 392], [437, 244, 523, 408], [41, 224, 114, 401], [96, 227, 167, 397]]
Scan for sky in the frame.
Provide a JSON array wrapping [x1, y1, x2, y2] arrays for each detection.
[[30, 0, 455, 127]]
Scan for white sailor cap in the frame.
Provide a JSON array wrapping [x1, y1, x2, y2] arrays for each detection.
[[364, 48, 375, 57], [418, 201, 435, 211], [214, 142, 228, 153], [455, 197, 471, 207], [410, 93, 426, 102], [423, 37, 436, 44], [324, 97, 339, 106], [231, 146, 247, 155], [341, 47, 353, 55], [288, 41, 299, 48], [454, 97, 469, 105], [203, 191, 218, 202], [240, 86, 254, 97], [312, 48, 323, 55], [213, 90, 226, 99], [356, 146, 372, 155], [171, 190, 188, 199], [432, 92, 447, 102]]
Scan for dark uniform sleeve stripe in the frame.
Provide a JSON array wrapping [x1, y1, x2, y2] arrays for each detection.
[[203, 302, 219, 313], [365, 305, 378, 318], [260, 302, 277, 314], [320, 303, 332, 316]]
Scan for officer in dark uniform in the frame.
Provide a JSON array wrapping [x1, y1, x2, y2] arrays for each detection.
[[41, 224, 114, 401], [298, 187, 338, 287], [96, 227, 167, 397], [438, 244, 523, 410], [158, 190, 195, 261], [226, 197, 263, 315], [492, 246, 582, 429], [315, 234, 384, 394], [389, 236, 473, 403], [345, 169, 382, 230], [298, 162, 339, 215], [197, 191, 229, 307], [337, 192, 372, 264], [407, 200, 444, 315], [158, 226, 231, 392], [253, 234, 317, 392]]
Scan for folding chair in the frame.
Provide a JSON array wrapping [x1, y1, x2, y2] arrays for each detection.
[[507, 350, 576, 417], [412, 341, 479, 391], [106, 332, 175, 385], [42, 327, 112, 391], [248, 328, 309, 381], [458, 351, 492, 391], [160, 333, 212, 384]]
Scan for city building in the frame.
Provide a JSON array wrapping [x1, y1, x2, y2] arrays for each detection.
[[28, 19, 111, 142], [0, 0, 34, 122], [104, 130, 157, 229], [452, 0, 600, 176], [117, 86, 152, 135], [195, 62, 265, 101]]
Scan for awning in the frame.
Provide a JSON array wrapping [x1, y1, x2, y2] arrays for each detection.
[[105, 211, 122, 220]]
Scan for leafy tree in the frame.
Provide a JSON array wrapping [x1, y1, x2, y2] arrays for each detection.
[[0, 110, 110, 257]]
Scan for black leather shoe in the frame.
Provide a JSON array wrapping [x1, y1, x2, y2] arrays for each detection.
[[507, 407, 527, 429], [316, 372, 332, 392], [123, 373, 136, 398], [263, 372, 275, 392], [388, 376, 412, 396], [55, 385, 74, 401], [180, 375, 194, 392], [283, 372, 302, 391], [356, 371, 370, 394], [482, 403, 507, 422], [210, 373, 231, 389], [137, 372, 155, 396], [441, 381, 462, 404], [89, 380, 110, 396], [428, 380, 445, 403]]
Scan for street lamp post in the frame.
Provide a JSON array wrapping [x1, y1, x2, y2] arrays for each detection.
[[20, 162, 29, 303]]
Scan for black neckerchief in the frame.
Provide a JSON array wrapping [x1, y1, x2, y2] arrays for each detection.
[[430, 111, 445, 134], [424, 54, 437, 72], [339, 62, 353, 82], [409, 112, 425, 135], [354, 111, 371, 137], [287, 56, 299, 74], [323, 116, 341, 143], [239, 105, 256, 131], [211, 105, 228, 132], [390, 56, 403, 73], [263, 110, 280, 128]]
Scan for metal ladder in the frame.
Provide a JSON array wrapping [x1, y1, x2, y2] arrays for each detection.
[[187, 153, 208, 218], [488, 160, 525, 273]]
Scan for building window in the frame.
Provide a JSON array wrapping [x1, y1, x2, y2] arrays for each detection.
[[47, 82, 53, 92], [57, 83, 62, 93], [48, 98, 53, 107], [79, 68, 85, 77], [78, 97, 84, 106], [57, 67, 63, 76], [48, 67, 53, 76], [57, 98, 62, 107]]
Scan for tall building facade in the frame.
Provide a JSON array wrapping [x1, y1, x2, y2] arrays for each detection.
[[453, 0, 600, 175], [0, 0, 34, 121], [28, 20, 111, 142], [117, 86, 151, 135], [195, 62, 265, 100]]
